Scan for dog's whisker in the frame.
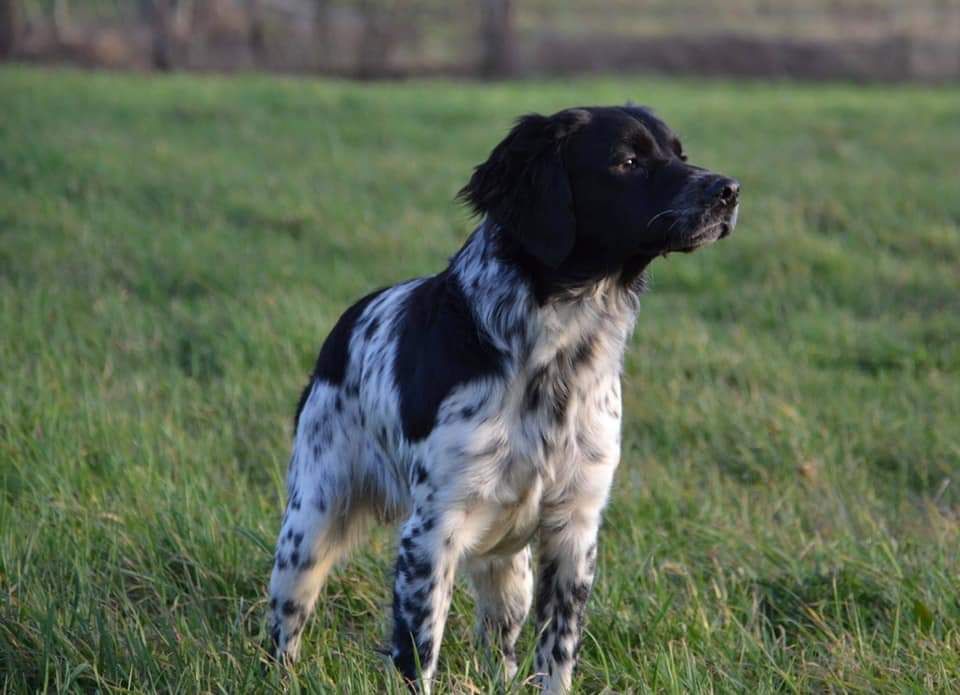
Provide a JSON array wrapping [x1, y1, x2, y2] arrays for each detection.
[[646, 208, 678, 229]]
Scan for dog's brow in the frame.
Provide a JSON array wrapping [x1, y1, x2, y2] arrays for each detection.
[[624, 123, 655, 146]]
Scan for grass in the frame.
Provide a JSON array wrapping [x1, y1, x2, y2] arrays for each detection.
[[1, 66, 958, 693]]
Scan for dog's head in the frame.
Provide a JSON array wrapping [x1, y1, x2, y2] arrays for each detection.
[[459, 105, 739, 280]]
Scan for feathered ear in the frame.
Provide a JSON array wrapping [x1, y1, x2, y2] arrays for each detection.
[[458, 110, 589, 269]]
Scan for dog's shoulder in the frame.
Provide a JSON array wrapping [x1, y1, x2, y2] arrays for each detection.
[[394, 269, 505, 442]]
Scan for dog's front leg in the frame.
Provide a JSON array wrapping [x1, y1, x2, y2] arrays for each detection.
[[533, 512, 601, 694], [466, 546, 534, 681], [390, 502, 467, 692]]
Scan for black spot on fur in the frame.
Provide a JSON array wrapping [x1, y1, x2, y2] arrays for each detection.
[[290, 551, 300, 567], [570, 336, 596, 369], [403, 598, 432, 632], [282, 599, 300, 617], [555, 586, 574, 623], [392, 576, 433, 683], [536, 560, 558, 625], [552, 642, 571, 664], [363, 315, 380, 340], [523, 360, 571, 425], [524, 365, 547, 411], [293, 287, 387, 431], [418, 638, 433, 666], [293, 532, 303, 547], [394, 271, 504, 441], [549, 381, 571, 425], [414, 464, 429, 486], [407, 554, 432, 580], [270, 597, 277, 610]]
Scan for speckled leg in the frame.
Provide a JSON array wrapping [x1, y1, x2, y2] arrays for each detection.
[[533, 522, 599, 694], [267, 483, 366, 663]]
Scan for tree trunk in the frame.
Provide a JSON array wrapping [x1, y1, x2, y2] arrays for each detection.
[[0, 0, 21, 58], [314, 0, 330, 69], [480, 0, 514, 78], [150, 0, 174, 70], [247, 0, 266, 66], [52, 0, 71, 46], [356, 0, 393, 79]]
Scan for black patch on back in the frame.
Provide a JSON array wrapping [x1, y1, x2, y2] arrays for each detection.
[[395, 271, 504, 441], [293, 287, 387, 431]]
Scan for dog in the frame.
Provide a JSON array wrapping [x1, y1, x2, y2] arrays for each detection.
[[266, 104, 740, 693]]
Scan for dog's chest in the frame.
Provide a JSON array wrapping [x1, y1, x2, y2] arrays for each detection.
[[512, 301, 626, 463], [468, 361, 622, 557], [515, 357, 619, 467]]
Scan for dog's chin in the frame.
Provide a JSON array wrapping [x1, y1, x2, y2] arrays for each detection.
[[667, 206, 738, 254]]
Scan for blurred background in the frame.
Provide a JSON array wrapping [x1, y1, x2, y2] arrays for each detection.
[[3, 0, 960, 82]]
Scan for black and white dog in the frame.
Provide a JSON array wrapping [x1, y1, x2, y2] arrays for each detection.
[[267, 105, 739, 692]]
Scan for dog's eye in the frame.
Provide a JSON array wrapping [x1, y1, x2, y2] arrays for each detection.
[[620, 157, 640, 170]]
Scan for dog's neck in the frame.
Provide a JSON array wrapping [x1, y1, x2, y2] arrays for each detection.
[[451, 220, 643, 370]]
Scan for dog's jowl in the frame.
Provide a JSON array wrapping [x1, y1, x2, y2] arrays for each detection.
[[267, 104, 739, 693]]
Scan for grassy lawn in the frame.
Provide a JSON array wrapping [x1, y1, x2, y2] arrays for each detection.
[[1, 66, 958, 693]]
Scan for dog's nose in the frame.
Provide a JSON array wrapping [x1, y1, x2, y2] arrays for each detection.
[[707, 177, 740, 205]]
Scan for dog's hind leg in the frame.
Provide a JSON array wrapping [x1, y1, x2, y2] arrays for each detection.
[[267, 484, 366, 663], [267, 385, 369, 663], [465, 546, 534, 681]]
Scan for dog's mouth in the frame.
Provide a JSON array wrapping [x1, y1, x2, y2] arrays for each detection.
[[665, 204, 738, 255]]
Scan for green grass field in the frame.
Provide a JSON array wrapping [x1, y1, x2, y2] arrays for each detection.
[[1, 66, 958, 693]]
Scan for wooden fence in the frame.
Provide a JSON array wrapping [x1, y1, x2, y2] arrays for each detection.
[[2, 0, 959, 81]]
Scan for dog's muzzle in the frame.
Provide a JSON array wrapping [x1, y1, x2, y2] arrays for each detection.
[[706, 176, 740, 237]]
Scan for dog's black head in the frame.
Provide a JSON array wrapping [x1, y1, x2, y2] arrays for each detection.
[[459, 105, 739, 288]]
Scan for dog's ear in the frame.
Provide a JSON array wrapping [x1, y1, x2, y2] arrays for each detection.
[[458, 110, 588, 269]]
